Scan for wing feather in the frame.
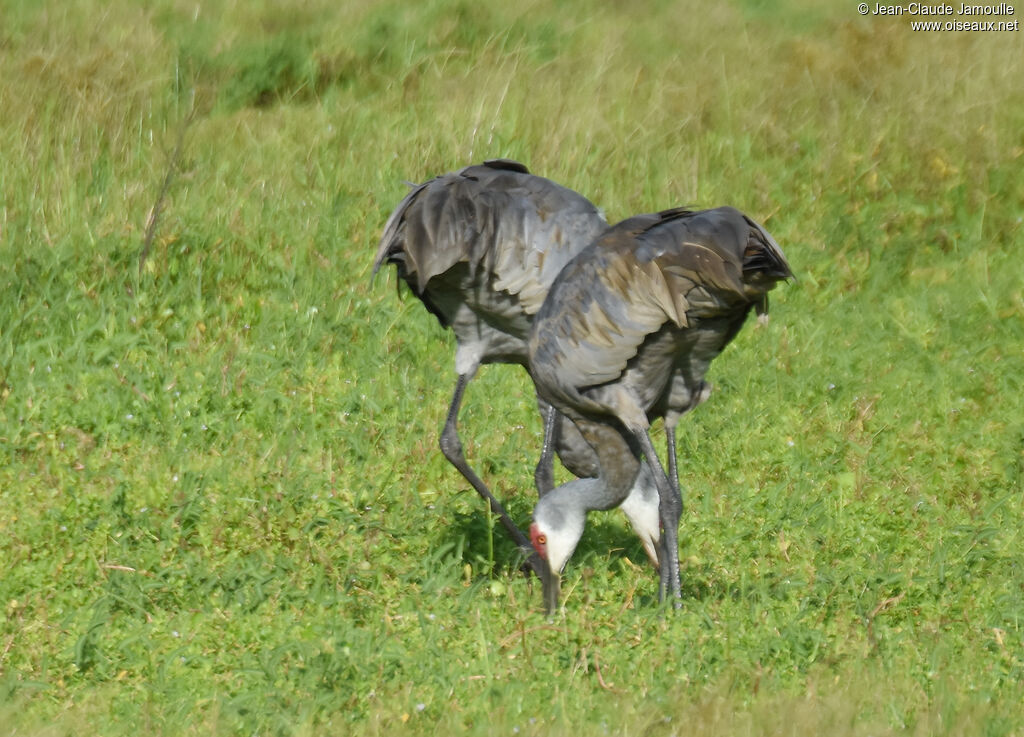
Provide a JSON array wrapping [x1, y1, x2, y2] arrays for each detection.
[[374, 160, 607, 308], [529, 206, 791, 413]]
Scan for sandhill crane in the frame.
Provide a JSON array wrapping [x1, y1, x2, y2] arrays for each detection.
[[373, 160, 661, 574], [527, 206, 793, 611]]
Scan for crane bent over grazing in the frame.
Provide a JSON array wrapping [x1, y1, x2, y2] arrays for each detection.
[[374, 160, 657, 574], [527, 206, 793, 612]]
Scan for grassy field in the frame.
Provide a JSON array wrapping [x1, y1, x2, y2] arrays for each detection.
[[2, 0, 1023, 734]]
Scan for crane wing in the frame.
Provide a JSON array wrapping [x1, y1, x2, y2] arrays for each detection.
[[373, 160, 607, 309], [488, 176, 609, 313], [529, 213, 690, 393], [530, 207, 788, 396]]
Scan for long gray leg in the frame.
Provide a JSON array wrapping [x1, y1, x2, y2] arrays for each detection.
[[537, 400, 605, 496], [665, 411, 682, 510], [658, 378, 712, 581], [534, 402, 559, 497], [439, 373, 543, 576], [632, 429, 683, 606]]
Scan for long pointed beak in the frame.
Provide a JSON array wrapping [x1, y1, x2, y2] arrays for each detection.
[[540, 557, 560, 615]]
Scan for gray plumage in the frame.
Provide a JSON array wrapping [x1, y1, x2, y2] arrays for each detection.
[[528, 206, 793, 612], [374, 159, 622, 570], [375, 159, 607, 321]]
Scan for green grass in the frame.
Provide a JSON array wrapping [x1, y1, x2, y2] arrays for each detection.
[[2, 0, 1023, 734]]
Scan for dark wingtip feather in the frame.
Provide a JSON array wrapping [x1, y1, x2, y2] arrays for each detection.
[[656, 206, 697, 220], [372, 179, 433, 280], [742, 215, 794, 281], [482, 158, 531, 174]]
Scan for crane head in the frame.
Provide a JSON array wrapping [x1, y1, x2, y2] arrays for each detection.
[[529, 478, 599, 612], [530, 521, 562, 614]]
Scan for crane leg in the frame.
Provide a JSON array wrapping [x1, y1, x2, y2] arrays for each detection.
[[534, 402, 559, 497], [440, 373, 544, 577], [633, 429, 683, 607], [663, 379, 710, 513], [537, 401, 603, 496], [664, 413, 683, 512]]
